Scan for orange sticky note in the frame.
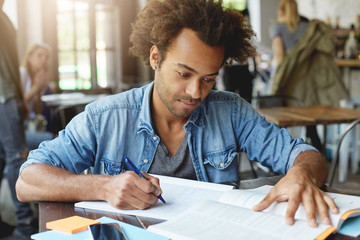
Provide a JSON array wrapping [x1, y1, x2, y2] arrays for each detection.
[[46, 216, 100, 234]]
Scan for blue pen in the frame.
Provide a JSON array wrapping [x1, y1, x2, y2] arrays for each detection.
[[124, 157, 166, 204]]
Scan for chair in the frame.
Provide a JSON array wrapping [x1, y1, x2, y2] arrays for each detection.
[[222, 62, 255, 103], [328, 118, 360, 188], [52, 103, 87, 133]]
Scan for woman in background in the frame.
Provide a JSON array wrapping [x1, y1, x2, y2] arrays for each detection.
[[269, 0, 308, 66], [20, 43, 54, 149], [269, 0, 323, 152]]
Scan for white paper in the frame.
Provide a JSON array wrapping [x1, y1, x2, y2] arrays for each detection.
[[148, 200, 330, 240], [75, 175, 234, 220]]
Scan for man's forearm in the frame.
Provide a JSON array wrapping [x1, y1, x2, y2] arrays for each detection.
[[290, 150, 328, 187], [16, 164, 110, 202]]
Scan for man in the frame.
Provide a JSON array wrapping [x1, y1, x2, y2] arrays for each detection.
[[16, 0, 338, 229], [0, 0, 37, 238]]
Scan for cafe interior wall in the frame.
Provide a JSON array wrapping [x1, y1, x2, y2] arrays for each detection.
[[297, 0, 360, 29]]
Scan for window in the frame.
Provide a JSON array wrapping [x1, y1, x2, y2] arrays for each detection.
[[222, 0, 246, 11], [56, 0, 120, 91]]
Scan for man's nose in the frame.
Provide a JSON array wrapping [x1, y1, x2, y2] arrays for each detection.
[[185, 79, 201, 99]]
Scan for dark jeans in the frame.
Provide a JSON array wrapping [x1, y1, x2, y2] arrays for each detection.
[[0, 98, 33, 224]]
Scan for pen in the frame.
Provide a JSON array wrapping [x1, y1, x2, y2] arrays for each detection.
[[124, 156, 166, 204]]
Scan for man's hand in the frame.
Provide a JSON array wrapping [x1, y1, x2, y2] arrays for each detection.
[[252, 151, 339, 227], [102, 171, 162, 210]]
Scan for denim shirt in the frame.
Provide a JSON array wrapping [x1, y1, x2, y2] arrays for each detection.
[[21, 82, 316, 183]]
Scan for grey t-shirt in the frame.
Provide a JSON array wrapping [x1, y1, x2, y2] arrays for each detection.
[[269, 21, 308, 51], [148, 90, 197, 180], [148, 131, 197, 180]]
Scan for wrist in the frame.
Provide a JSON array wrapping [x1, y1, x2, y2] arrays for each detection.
[[83, 174, 112, 201], [287, 163, 325, 187]]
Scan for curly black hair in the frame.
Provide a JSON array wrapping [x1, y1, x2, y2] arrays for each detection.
[[129, 0, 256, 67]]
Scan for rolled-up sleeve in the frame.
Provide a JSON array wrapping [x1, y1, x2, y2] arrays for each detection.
[[286, 143, 318, 172]]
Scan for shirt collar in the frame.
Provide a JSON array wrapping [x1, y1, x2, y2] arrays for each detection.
[[137, 82, 155, 134]]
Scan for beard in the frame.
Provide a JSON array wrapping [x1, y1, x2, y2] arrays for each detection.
[[154, 78, 201, 118]]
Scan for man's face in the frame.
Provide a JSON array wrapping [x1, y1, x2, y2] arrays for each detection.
[[151, 28, 224, 119]]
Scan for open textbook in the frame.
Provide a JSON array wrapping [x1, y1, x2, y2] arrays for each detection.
[[147, 185, 360, 240], [75, 175, 360, 239]]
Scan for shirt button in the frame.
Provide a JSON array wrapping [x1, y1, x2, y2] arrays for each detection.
[[144, 159, 149, 164], [220, 163, 225, 168], [153, 136, 157, 140]]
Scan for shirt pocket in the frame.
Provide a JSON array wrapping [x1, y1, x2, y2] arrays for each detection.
[[203, 145, 238, 170], [100, 158, 125, 175]]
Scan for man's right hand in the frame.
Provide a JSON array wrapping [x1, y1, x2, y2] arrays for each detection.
[[102, 171, 162, 210]]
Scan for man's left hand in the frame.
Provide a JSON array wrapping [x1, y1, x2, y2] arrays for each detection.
[[252, 151, 339, 227]]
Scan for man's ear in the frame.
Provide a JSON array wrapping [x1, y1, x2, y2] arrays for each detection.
[[149, 45, 159, 69]]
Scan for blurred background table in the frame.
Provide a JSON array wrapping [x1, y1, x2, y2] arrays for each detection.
[[41, 93, 107, 133]]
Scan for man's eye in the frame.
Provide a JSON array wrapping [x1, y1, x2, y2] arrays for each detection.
[[177, 72, 189, 78], [202, 78, 215, 83]]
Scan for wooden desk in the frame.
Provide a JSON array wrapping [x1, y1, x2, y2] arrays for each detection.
[[38, 177, 359, 240], [257, 105, 360, 153], [257, 105, 360, 128], [38, 201, 164, 232]]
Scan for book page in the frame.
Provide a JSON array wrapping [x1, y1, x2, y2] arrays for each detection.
[[219, 185, 360, 227], [326, 192, 360, 228], [75, 175, 234, 220], [148, 200, 330, 240]]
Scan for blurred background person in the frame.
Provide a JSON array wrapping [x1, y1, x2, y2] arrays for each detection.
[[0, 0, 38, 238], [268, 0, 348, 153], [20, 43, 54, 150], [269, 0, 308, 67]]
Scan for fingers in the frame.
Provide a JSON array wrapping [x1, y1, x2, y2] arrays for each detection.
[[314, 193, 331, 225], [301, 189, 318, 227], [112, 186, 156, 210], [323, 194, 338, 214], [287, 188, 337, 227], [142, 172, 162, 195], [302, 189, 339, 227], [285, 193, 301, 226], [252, 190, 278, 212], [106, 172, 160, 210], [124, 180, 158, 209], [253, 182, 339, 228]]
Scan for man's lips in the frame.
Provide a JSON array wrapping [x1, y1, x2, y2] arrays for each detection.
[[179, 100, 199, 109]]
